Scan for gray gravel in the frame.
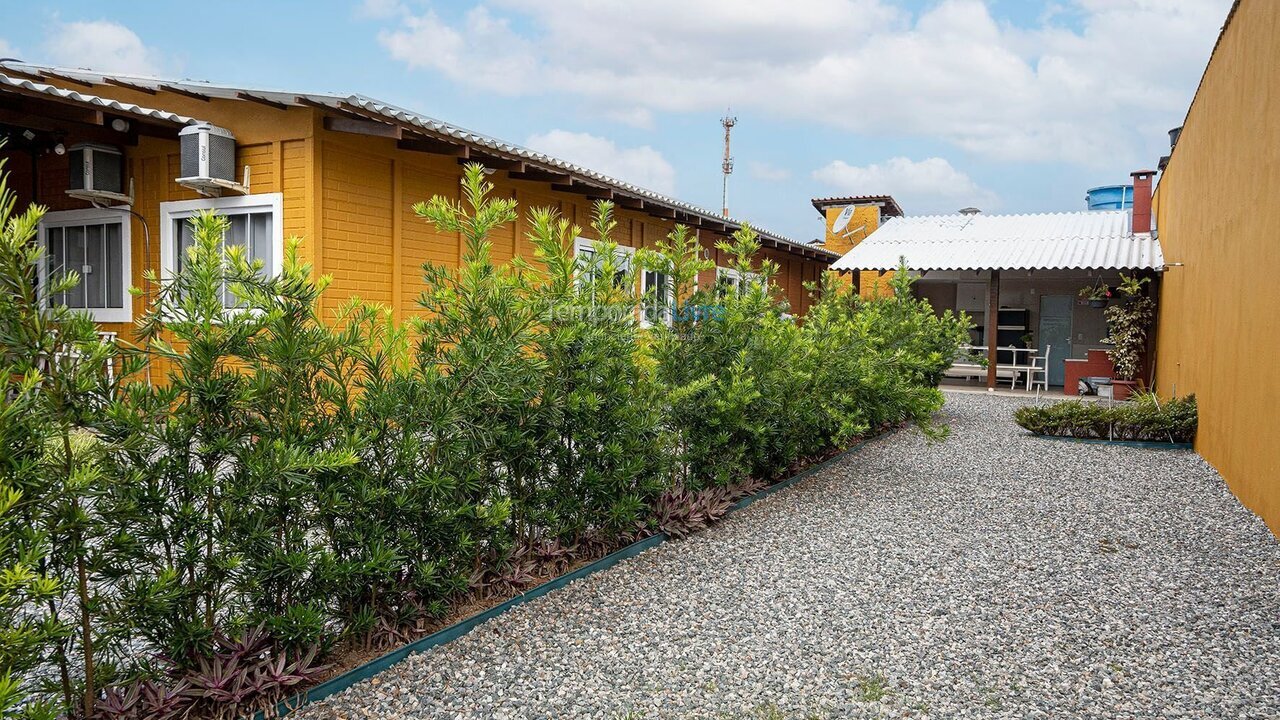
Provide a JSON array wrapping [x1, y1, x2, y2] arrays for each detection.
[[295, 392, 1280, 719]]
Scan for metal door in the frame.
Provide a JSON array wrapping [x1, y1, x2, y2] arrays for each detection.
[[1038, 295, 1074, 387]]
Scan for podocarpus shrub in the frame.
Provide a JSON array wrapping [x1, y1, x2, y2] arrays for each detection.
[[802, 266, 968, 443], [0, 148, 66, 720], [1, 162, 967, 719], [524, 203, 667, 547], [1013, 392, 1197, 443]]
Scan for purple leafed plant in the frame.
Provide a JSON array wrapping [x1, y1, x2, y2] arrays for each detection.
[[94, 626, 327, 720]]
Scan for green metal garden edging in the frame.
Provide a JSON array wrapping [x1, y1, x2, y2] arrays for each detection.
[[1027, 433, 1193, 450], [252, 435, 880, 720]]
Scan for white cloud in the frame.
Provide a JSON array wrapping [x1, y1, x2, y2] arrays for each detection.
[[374, 0, 1229, 166], [525, 130, 677, 195], [42, 20, 163, 75], [813, 157, 998, 215], [748, 161, 791, 182], [0, 38, 18, 60], [379, 7, 537, 92]]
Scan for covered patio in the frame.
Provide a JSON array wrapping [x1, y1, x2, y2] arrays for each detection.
[[831, 173, 1166, 394]]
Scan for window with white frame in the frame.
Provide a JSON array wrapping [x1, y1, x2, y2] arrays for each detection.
[[41, 208, 133, 322], [715, 266, 761, 297], [640, 269, 674, 326], [160, 193, 284, 309], [573, 236, 635, 291]]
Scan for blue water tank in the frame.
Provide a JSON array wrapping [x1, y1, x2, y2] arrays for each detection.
[[1086, 185, 1134, 211]]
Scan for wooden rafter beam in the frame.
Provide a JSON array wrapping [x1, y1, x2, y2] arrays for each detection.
[[641, 201, 675, 219], [324, 115, 402, 139], [0, 67, 45, 83], [552, 180, 612, 199], [697, 218, 728, 233], [397, 137, 469, 157], [39, 70, 94, 88], [457, 153, 524, 172], [0, 108, 141, 145], [509, 168, 571, 184], [0, 95, 103, 127], [158, 84, 211, 101], [104, 77, 156, 95], [296, 98, 378, 125], [613, 195, 644, 210], [236, 92, 289, 111]]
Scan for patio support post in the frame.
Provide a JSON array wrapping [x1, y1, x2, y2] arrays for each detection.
[[986, 270, 1000, 390]]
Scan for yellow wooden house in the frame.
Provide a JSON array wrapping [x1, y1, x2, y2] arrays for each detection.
[[0, 62, 838, 344]]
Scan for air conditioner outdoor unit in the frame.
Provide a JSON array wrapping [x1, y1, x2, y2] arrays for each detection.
[[68, 143, 123, 194], [65, 143, 133, 206], [176, 123, 249, 196]]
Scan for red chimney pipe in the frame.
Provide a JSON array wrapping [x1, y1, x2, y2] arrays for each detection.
[[1131, 170, 1156, 234]]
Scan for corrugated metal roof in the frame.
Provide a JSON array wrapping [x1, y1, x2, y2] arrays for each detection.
[[0, 62, 835, 261], [829, 210, 1165, 272], [0, 72, 200, 127]]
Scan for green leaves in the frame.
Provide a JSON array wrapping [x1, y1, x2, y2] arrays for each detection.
[[1102, 281, 1156, 381], [0, 154, 963, 719], [1015, 392, 1197, 443]]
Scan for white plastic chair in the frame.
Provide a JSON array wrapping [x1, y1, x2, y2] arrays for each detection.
[[1027, 345, 1051, 392]]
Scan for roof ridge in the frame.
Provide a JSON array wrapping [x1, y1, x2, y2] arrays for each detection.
[[0, 61, 349, 101], [899, 209, 1128, 221]]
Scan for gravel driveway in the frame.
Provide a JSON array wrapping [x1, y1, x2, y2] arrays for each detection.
[[295, 392, 1280, 719]]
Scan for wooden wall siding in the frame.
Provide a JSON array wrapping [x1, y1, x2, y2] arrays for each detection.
[[400, 162, 464, 321], [320, 143, 395, 310], [281, 140, 309, 247]]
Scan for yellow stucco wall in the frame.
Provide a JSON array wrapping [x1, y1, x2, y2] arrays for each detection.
[[1153, 0, 1280, 535], [823, 203, 892, 298]]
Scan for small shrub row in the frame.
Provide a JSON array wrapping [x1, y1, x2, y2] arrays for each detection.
[[1013, 392, 1197, 443], [0, 162, 967, 720]]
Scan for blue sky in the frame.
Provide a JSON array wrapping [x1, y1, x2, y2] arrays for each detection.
[[0, 0, 1230, 242]]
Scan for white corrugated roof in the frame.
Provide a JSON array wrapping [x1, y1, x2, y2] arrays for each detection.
[[830, 210, 1164, 272], [0, 62, 835, 261], [0, 72, 200, 127]]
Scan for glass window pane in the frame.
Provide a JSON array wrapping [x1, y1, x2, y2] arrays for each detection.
[[225, 215, 247, 255], [250, 211, 272, 276], [106, 223, 123, 309], [47, 227, 65, 306], [172, 207, 276, 310], [176, 218, 195, 272], [223, 215, 247, 308], [84, 224, 105, 309], [65, 226, 86, 308]]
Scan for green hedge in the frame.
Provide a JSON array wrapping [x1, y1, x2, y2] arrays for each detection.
[[1013, 392, 1198, 443], [0, 163, 967, 720]]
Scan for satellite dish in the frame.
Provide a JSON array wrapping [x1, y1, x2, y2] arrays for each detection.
[[840, 224, 867, 239], [830, 205, 856, 235]]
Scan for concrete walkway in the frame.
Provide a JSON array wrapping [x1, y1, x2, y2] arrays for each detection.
[[296, 392, 1280, 719]]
